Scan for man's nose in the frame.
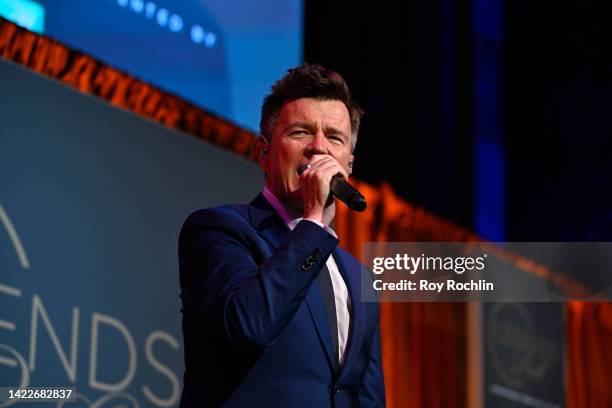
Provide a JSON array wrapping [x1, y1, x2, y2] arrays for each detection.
[[305, 132, 328, 156]]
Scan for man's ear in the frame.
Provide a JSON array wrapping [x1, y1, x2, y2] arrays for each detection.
[[253, 135, 270, 171]]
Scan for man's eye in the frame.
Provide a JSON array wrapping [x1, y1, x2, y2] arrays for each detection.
[[329, 136, 344, 143], [291, 130, 308, 135]]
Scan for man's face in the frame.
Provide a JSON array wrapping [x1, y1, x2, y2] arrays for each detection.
[[261, 98, 354, 208]]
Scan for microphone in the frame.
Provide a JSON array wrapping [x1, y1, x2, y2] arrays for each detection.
[[298, 164, 367, 212]]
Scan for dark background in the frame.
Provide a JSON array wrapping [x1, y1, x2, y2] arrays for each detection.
[[304, 0, 612, 242]]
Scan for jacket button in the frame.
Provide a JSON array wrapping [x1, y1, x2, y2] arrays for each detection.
[[333, 385, 341, 394], [313, 248, 323, 257]]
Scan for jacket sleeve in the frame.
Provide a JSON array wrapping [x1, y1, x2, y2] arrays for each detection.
[[179, 208, 338, 350]]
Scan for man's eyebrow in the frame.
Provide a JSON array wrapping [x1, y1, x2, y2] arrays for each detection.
[[323, 125, 349, 138], [282, 122, 349, 139], [282, 122, 314, 133]]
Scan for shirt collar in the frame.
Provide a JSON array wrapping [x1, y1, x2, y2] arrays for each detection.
[[262, 187, 337, 238]]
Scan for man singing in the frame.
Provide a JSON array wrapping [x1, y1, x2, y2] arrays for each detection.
[[179, 63, 385, 407]]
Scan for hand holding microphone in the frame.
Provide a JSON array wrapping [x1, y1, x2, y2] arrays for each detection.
[[298, 157, 367, 215]]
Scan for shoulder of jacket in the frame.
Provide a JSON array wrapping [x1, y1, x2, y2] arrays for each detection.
[[180, 204, 252, 235]]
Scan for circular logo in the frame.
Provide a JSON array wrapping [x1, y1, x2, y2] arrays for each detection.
[[486, 303, 560, 389]]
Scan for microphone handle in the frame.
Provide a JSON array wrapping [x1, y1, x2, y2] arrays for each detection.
[[330, 176, 367, 212]]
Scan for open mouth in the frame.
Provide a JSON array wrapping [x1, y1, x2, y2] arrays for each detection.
[[297, 163, 311, 175]]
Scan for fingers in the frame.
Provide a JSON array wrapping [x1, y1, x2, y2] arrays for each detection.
[[301, 155, 348, 181], [299, 155, 348, 221]]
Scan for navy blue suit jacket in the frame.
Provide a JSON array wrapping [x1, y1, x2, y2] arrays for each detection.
[[178, 194, 385, 407]]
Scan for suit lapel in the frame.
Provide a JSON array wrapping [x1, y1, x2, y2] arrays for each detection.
[[248, 194, 291, 250], [333, 249, 366, 379], [305, 278, 338, 370], [248, 193, 338, 371]]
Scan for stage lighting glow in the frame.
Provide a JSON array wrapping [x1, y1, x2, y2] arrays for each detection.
[[0, 0, 45, 33]]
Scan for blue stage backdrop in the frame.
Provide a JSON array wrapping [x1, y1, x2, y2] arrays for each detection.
[[0, 0, 303, 132], [0, 59, 262, 407]]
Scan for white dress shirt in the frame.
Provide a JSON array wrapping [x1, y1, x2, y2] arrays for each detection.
[[262, 187, 351, 365]]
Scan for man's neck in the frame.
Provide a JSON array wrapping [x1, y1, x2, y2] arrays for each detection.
[[263, 187, 335, 226]]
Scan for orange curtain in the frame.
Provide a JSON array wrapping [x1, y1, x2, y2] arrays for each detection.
[[336, 182, 471, 407], [2, 17, 611, 408], [566, 302, 612, 408]]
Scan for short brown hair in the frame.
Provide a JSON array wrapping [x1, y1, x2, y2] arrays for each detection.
[[260, 63, 363, 152]]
